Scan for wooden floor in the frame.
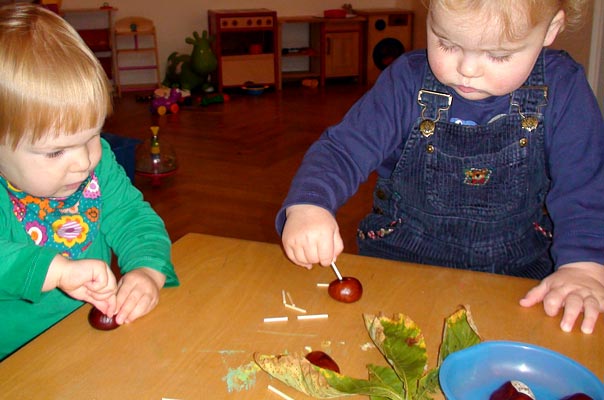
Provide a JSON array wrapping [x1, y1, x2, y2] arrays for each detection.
[[102, 82, 377, 257]]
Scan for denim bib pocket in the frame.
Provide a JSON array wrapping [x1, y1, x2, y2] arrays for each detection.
[[424, 138, 530, 218]]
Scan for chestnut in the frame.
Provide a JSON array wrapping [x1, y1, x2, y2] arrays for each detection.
[[328, 276, 363, 303], [88, 307, 119, 331], [561, 394, 593, 400], [490, 381, 535, 400], [304, 350, 340, 373]]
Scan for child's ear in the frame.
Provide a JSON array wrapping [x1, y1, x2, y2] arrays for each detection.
[[543, 10, 565, 46]]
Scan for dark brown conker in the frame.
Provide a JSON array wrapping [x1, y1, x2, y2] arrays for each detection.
[[88, 307, 119, 331], [490, 381, 535, 400], [561, 394, 594, 400], [327, 276, 363, 303], [305, 350, 340, 373]]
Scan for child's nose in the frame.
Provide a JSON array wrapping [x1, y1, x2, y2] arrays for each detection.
[[457, 54, 481, 78], [71, 147, 92, 172]]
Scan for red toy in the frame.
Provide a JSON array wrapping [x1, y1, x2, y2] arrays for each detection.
[[151, 88, 185, 115]]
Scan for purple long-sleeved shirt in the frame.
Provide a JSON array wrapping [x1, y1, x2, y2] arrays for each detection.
[[277, 49, 604, 268]]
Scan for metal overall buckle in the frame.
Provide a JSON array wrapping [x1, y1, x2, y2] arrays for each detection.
[[417, 89, 453, 137], [510, 85, 548, 132]]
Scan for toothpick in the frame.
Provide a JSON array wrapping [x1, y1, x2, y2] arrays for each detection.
[[264, 316, 288, 323], [284, 303, 307, 313], [297, 314, 328, 320], [316, 283, 329, 287], [286, 291, 295, 306], [330, 262, 343, 281], [268, 385, 296, 400], [281, 290, 306, 313]]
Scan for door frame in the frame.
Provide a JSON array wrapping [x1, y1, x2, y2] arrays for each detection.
[[588, 0, 604, 109]]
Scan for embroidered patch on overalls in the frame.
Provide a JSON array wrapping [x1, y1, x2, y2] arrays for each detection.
[[463, 167, 492, 186], [357, 218, 403, 240]]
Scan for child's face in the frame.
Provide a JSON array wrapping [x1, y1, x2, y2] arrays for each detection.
[[0, 126, 102, 198], [427, 3, 561, 100]]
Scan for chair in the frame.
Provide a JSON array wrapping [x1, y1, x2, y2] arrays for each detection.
[[113, 16, 161, 97]]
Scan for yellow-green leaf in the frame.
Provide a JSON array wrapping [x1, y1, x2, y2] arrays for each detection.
[[437, 305, 482, 365], [253, 353, 349, 398], [364, 313, 427, 397]]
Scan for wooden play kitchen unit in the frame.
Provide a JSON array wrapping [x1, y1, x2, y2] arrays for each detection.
[[277, 15, 366, 89], [208, 9, 279, 92], [1, 233, 602, 399]]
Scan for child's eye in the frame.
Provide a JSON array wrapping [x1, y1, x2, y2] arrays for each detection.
[[46, 150, 64, 159], [489, 53, 512, 63], [437, 40, 456, 53]]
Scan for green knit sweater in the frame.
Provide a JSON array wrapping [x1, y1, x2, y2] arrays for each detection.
[[0, 139, 179, 359]]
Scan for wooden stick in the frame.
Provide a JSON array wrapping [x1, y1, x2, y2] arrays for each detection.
[[267, 385, 296, 400], [284, 303, 307, 313], [330, 262, 343, 281], [286, 291, 295, 306], [263, 316, 288, 323], [297, 314, 328, 320]]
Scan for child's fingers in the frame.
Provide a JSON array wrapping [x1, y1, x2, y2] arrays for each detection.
[[560, 293, 601, 333], [559, 292, 584, 332], [332, 231, 344, 258], [87, 296, 117, 317], [579, 296, 601, 334], [317, 240, 336, 267], [519, 280, 549, 307], [117, 295, 152, 325], [83, 264, 117, 293], [285, 245, 313, 268]]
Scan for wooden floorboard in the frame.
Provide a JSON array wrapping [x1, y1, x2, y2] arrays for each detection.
[[102, 82, 377, 258]]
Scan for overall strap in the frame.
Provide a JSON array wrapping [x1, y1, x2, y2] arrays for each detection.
[[509, 50, 548, 131], [416, 64, 452, 137]]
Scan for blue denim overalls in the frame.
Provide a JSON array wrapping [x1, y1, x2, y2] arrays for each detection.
[[358, 52, 554, 279]]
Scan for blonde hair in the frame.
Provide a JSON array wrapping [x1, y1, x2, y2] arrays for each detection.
[[426, 0, 587, 41], [0, 4, 112, 148]]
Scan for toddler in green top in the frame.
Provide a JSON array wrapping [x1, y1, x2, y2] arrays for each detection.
[[0, 4, 179, 359]]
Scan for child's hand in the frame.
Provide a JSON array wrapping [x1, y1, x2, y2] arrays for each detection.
[[282, 204, 344, 268], [44, 256, 118, 316], [114, 268, 166, 325], [519, 261, 604, 334]]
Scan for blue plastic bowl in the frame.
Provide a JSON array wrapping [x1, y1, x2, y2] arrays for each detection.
[[439, 341, 604, 399]]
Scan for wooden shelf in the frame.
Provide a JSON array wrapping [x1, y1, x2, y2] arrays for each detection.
[[113, 17, 161, 96], [282, 71, 321, 79], [62, 8, 116, 80], [277, 15, 366, 89]]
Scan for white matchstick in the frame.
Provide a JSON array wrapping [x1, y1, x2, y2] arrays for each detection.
[[330, 262, 343, 281], [284, 303, 307, 313], [268, 384, 296, 400], [263, 316, 289, 323], [297, 314, 328, 320], [286, 291, 295, 305]]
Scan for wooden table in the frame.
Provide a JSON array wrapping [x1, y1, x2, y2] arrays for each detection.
[[1, 233, 602, 399]]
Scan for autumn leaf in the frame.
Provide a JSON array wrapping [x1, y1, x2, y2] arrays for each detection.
[[437, 305, 482, 365], [364, 313, 427, 397], [254, 306, 481, 400], [254, 353, 349, 398]]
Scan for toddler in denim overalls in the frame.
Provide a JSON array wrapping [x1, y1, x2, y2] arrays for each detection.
[[358, 54, 553, 279], [277, 0, 604, 335]]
